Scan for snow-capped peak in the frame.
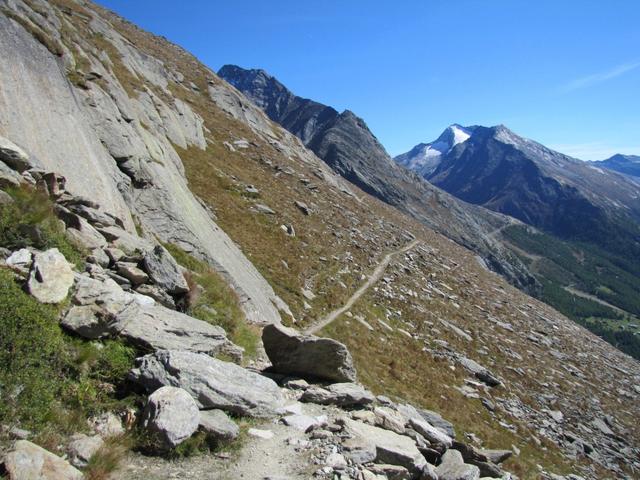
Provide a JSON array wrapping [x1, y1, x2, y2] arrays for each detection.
[[395, 124, 475, 176]]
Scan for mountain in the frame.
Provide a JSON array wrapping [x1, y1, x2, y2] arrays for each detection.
[[219, 65, 535, 291], [1, 2, 639, 479], [595, 153, 640, 178], [401, 124, 640, 248], [395, 124, 476, 176]]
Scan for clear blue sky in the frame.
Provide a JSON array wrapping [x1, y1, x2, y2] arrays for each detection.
[[98, 0, 640, 160]]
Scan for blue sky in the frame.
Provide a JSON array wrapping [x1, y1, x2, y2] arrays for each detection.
[[98, 0, 640, 159]]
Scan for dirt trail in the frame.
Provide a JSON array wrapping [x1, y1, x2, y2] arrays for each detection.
[[305, 239, 420, 335]]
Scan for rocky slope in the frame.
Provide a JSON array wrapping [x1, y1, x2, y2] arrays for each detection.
[[218, 65, 536, 292], [0, 1, 639, 479]]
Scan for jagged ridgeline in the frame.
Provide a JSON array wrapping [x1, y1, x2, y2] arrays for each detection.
[[0, 1, 639, 479]]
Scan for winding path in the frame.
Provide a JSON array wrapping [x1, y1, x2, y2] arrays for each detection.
[[305, 239, 421, 335]]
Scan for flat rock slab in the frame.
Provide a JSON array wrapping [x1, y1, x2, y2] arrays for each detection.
[[27, 248, 74, 303], [301, 382, 375, 407], [263, 324, 356, 382], [341, 418, 427, 473], [129, 350, 284, 417], [4, 440, 83, 480], [64, 274, 234, 356], [143, 386, 200, 448]]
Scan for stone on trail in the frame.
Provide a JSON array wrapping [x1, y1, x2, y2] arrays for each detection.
[[3, 440, 83, 480], [340, 418, 427, 473], [129, 350, 284, 417], [27, 248, 74, 303], [301, 382, 375, 407], [142, 386, 200, 448], [262, 323, 357, 382], [199, 409, 239, 441]]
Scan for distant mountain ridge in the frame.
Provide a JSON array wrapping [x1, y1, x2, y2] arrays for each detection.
[[594, 153, 640, 178], [218, 64, 536, 290], [398, 124, 640, 248]]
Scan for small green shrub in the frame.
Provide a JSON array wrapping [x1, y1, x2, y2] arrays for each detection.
[[0, 185, 84, 266], [163, 243, 259, 358]]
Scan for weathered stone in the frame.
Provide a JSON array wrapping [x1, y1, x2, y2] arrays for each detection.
[[301, 383, 375, 407], [479, 449, 512, 464], [88, 412, 125, 438], [341, 418, 427, 473], [199, 409, 239, 441], [143, 386, 200, 448], [27, 248, 74, 303], [397, 404, 456, 439], [368, 464, 411, 480], [129, 350, 284, 417], [435, 449, 480, 480], [458, 357, 501, 387], [281, 414, 326, 432], [87, 248, 110, 267], [409, 417, 453, 448], [6, 248, 32, 271], [0, 135, 32, 172], [62, 305, 113, 339], [64, 217, 107, 250], [421, 462, 439, 480], [248, 428, 274, 439], [0, 159, 22, 187], [262, 324, 356, 382], [135, 283, 176, 308], [67, 433, 104, 468], [4, 440, 83, 480], [98, 225, 153, 255], [116, 261, 149, 285], [142, 244, 189, 294], [373, 406, 407, 434]]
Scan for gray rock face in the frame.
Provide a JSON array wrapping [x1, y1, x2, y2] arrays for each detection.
[[198, 409, 239, 441], [341, 418, 427, 473], [0, 6, 291, 326], [129, 350, 284, 417], [301, 383, 375, 407], [3, 440, 83, 480], [67, 433, 104, 468], [143, 386, 200, 448], [27, 248, 74, 303], [142, 245, 189, 294], [262, 324, 356, 382], [435, 450, 480, 480]]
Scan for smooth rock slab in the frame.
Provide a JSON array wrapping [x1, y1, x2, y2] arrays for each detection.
[[27, 248, 74, 303], [129, 350, 284, 417], [4, 440, 83, 479], [143, 386, 200, 448], [262, 323, 356, 383]]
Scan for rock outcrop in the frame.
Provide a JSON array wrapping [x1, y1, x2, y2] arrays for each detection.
[[129, 350, 284, 417]]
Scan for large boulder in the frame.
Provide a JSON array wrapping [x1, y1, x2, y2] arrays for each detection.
[[142, 244, 189, 294], [262, 323, 356, 382], [3, 440, 83, 479], [142, 386, 200, 448], [129, 350, 284, 417], [27, 248, 74, 303], [341, 418, 427, 474], [435, 449, 480, 480]]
